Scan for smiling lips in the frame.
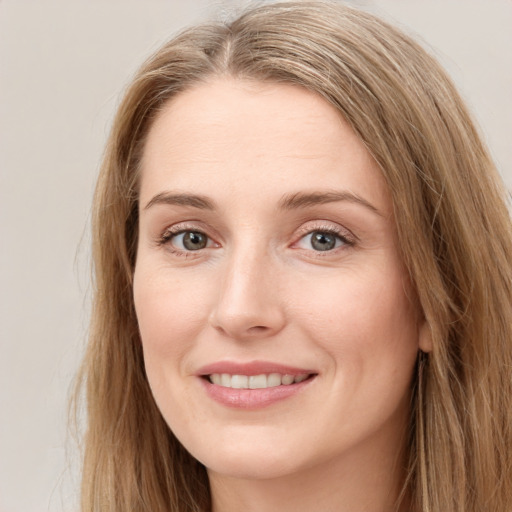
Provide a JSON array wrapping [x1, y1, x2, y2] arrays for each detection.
[[209, 372, 310, 389], [198, 361, 316, 409]]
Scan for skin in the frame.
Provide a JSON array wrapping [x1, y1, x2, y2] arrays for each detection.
[[133, 78, 430, 512]]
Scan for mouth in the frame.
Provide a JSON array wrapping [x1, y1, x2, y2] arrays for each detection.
[[205, 372, 313, 389], [197, 361, 317, 409]]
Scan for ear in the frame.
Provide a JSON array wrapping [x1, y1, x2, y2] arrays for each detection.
[[418, 320, 432, 353]]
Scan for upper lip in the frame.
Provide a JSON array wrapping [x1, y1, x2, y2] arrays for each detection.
[[196, 360, 317, 377]]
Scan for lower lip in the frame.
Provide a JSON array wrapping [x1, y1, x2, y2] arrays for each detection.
[[199, 376, 315, 409]]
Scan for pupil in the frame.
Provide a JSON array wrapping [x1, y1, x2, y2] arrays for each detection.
[[311, 231, 336, 251], [183, 231, 207, 250]]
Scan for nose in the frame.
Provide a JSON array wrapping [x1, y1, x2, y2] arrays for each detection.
[[209, 247, 286, 340]]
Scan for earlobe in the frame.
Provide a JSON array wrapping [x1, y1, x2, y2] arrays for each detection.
[[418, 321, 433, 353]]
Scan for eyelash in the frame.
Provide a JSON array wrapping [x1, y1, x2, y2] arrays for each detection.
[[293, 225, 355, 254], [156, 223, 213, 257], [157, 223, 355, 257]]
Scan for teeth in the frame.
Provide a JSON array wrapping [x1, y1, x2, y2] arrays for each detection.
[[208, 373, 311, 389], [231, 374, 248, 389], [281, 374, 294, 385], [267, 373, 282, 387], [249, 374, 267, 389]]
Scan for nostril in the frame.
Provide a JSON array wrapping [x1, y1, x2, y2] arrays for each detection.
[[248, 325, 269, 334]]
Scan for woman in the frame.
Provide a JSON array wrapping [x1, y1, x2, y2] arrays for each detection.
[[76, 1, 512, 511]]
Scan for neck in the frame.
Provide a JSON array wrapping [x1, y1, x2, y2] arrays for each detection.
[[208, 424, 412, 512]]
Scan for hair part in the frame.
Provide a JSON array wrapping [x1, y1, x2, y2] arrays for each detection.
[[74, 2, 512, 511]]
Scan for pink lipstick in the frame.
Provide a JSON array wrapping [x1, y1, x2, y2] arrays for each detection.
[[196, 361, 317, 409]]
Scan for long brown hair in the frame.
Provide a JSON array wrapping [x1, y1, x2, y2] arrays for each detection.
[[75, 2, 512, 510]]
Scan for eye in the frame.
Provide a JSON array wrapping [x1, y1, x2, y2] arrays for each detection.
[[296, 230, 347, 251], [168, 230, 211, 251]]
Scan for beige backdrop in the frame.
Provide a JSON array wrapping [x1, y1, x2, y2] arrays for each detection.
[[1, 1, 510, 511]]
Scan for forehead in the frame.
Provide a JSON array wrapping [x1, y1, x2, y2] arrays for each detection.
[[139, 78, 390, 215]]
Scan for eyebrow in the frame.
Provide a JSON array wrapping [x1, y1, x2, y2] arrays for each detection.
[[278, 191, 382, 216], [144, 192, 216, 211], [143, 189, 382, 216]]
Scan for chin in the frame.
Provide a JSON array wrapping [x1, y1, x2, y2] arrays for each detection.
[[204, 455, 299, 481], [190, 435, 309, 481]]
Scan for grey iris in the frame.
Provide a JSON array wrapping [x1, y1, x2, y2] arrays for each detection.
[[183, 231, 207, 250], [311, 231, 336, 251]]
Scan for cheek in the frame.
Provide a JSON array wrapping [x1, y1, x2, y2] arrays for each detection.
[[133, 266, 211, 358], [295, 270, 419, 447], [132, 266, 218, 419], [296, 265, 419, 382], [133, 265, 212, 416]]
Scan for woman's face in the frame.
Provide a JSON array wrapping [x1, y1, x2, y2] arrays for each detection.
[[134, 79, 428, 480]]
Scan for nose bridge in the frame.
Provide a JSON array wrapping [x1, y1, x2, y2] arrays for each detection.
[[210, 237, 285, 339]]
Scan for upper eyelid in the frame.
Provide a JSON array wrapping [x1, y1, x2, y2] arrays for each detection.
[[293, 230, 354, 250], [292, 220, 357, 242], [157, 219, 357, 243], [162, 221, 214, 238], [162, 226, 214, 242], [159, 228, 217, 254]]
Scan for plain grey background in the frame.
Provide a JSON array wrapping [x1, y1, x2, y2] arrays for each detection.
[[1, 1, 510, 511]]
